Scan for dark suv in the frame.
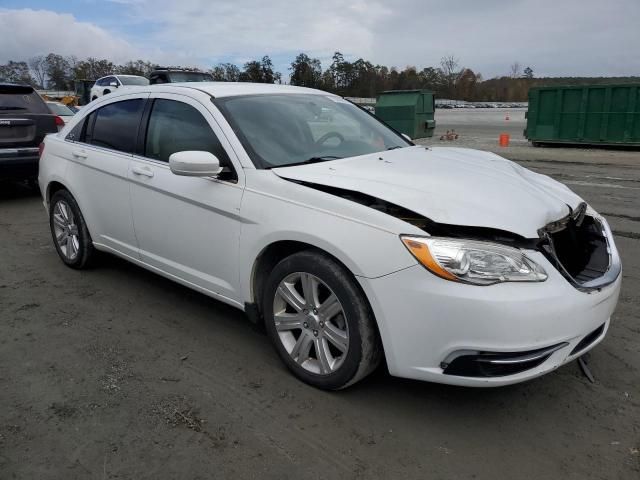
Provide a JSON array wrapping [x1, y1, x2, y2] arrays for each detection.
[[1, 83, 60, 180], [149, 67, 214, 84]]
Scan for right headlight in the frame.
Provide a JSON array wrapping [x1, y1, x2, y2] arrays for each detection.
[[400, 236, 547, 285]]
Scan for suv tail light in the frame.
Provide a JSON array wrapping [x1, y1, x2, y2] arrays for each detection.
[[54, 115, 65, 131], [39, 142, 45, 158]]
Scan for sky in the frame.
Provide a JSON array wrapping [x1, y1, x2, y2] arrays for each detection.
[[0, 0, 638, 79]]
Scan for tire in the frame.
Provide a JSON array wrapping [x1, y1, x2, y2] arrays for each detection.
[[49, 190, 95, 269], [263, 250, 382, 390]]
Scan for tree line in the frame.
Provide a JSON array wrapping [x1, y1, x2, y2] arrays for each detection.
[[1, 52, 638, 102]]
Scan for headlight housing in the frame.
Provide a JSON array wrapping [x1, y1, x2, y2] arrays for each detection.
[[401, 236, 547, 285]]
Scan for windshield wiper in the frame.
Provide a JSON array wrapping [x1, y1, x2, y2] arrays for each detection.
[[386, 145, 403, 150], [0, 106, 27, 110], [272, 155, 343, 169]]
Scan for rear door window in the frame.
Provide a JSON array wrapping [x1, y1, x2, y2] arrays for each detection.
[[87, 99, 144, 153]]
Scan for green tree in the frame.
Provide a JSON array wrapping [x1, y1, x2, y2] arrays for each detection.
[[117, 60, 154, 77], [260, 56, 280, 84], [44, 53, 71, 89], [239, 56, 281, 83], [73, 58, 116, 80], [211, 63, 241, 81], [29, 55, 48, 88], [239, 60, 263, 82], [0, 60, 34, 85], [523, 66, 534, 79], [289, 53, 322, 88]]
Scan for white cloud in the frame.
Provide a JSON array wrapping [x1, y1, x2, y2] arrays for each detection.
[[2, 1, 639, 78], [0, 8, 140, 63], [122, 0, 392, 61]]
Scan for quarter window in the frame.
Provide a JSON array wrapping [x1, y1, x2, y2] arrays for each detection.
[[87, 99, 144, 153], [66, 117, 86, 142], [144, 99, 230, 164]]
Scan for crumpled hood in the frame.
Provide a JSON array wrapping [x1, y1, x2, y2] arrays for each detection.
[[272, 146, 584, 238]]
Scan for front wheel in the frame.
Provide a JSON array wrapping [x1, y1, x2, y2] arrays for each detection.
[[263, 250, 382, 390]]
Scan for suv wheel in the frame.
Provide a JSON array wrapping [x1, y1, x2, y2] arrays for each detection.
[[49, 190, 95, 269], [263, 250, 382, 390]]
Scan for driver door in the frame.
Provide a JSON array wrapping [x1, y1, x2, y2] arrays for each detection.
[[128, 93, 244, 304]]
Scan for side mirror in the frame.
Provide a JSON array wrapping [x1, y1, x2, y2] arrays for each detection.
[[402, 133, 412, 142], [109, 82, 118, 88], [169, 151, 222, 177]]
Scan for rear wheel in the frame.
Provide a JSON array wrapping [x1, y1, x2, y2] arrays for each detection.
[[49, 190, 95, 269], [263, 250, 382, 390]]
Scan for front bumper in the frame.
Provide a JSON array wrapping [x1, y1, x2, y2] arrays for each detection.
[[358, 249, 621, 387]]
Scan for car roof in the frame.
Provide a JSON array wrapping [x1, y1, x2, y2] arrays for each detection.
[[109, 82, 335, 98]]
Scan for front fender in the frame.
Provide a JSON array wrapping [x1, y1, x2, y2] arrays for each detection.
[[237, 184, 417, 304]]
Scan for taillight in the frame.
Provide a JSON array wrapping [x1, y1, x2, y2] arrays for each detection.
[[39, 142, 45, 158], [54, 115, 65, 131]]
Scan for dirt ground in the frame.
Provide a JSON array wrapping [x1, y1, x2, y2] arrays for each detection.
[[1, 121, 639, 478]]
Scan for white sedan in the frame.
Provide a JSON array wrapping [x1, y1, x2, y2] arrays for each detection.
[[38, 83, 621, 390], [89, 74, 149, 101]]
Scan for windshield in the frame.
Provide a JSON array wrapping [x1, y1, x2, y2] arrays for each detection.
[[168, 72, 214, 82], [118, 76, 150, 86], [47, 102, 76, 116], [214, 94, 411, 168]]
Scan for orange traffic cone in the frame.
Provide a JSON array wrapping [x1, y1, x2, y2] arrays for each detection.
[[499, 133, 510, 147], [505, 113, 510, 121]]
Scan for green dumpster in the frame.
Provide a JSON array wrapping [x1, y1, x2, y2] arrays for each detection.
[[525, 84, 640, 146], [375, 90, 436, 139]]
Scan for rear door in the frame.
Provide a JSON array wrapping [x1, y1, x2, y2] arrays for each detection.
[[63, 94, 148, 258], [128, 93, 244, 302]]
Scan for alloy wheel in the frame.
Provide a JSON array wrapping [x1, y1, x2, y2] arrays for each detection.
[[273, 272, 349, 375], [52, 200, 80, 260]]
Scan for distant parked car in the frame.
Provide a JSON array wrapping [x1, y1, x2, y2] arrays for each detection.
[[90, 75, 149, 101], [0, 83, 60, 180], [46, 102, 76, 125], [149, 67, 214, 84]]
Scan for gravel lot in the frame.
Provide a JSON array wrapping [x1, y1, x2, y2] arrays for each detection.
[[1, 113, 639, 478]]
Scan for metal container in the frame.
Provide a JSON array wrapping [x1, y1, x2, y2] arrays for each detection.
[[375, 90, 436, 139], [525, 84, 640, 146]]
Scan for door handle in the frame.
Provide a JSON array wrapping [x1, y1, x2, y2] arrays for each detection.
[[72, 150, 87, 159], [132, 166, 154, 178]]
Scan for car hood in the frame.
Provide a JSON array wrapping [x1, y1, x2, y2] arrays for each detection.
[[272, 146, 584, 238]]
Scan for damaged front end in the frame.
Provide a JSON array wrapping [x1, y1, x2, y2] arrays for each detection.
[[537, 202, 621, 292], [289, 180, 620, 292]]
